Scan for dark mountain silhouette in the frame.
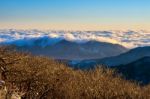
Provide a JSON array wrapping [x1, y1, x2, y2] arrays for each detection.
[[72, 46, 150, 68], [114, 57, 150, 85], [99, 46, 150, 66], [15, 40, 127, 60]]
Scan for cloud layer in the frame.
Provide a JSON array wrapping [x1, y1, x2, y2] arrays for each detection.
[[0, 29, 150, 48]]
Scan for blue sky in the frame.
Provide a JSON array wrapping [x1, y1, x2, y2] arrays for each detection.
[[0, 0, 150, 30]]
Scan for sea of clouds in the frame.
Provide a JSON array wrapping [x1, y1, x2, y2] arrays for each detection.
[[0, 29, 150, 48]]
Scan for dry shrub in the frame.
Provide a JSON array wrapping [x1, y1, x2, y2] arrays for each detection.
[[0, 46, 150, 99]]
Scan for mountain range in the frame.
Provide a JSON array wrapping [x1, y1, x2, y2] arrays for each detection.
[[68, 46, 150, 84], [70, 46, 150, 68], [0, 29, 150, 84], [15, 40, 127, 60]]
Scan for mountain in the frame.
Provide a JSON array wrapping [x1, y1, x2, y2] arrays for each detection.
[[114, 57, 150, 85], [70, 46, 150, 69], [99, 46, 150, 66], [15, 40, 127, 60], [67, 48, 150, 85]]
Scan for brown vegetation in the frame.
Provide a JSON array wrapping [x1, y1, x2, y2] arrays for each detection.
[[0, 46, 150, 99]]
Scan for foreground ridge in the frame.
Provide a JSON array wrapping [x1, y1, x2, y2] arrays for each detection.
[[0, 46, 150, 99]]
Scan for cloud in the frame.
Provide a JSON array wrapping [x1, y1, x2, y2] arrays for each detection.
[[0, 29, 150, 48]]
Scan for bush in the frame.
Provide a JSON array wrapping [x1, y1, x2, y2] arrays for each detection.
[[0, 46, 150, 99]]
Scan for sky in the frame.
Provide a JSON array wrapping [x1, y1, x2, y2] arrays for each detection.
[[0, 0, 150, 30]]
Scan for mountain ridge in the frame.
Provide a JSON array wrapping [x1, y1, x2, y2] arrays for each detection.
[[115, 56, 150, 85], [14, 39, 128, 60], [70, 46, 150, 69]]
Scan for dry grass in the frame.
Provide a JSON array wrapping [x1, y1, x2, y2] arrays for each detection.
[[0, 46, 150, 99]]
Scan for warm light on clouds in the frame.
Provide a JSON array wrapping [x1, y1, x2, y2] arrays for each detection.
[[0, 23, 150, 31]]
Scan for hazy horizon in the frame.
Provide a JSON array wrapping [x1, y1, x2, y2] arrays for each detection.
[[0, 0, 150, 30]]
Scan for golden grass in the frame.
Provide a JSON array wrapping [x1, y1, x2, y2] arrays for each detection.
[[0, 46, 150, 99]]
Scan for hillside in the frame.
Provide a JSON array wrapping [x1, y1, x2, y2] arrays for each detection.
[[115, 57, 150, 85], [13, 40, 127, 60], [72, 46, 150, 68], [0, 47, 150, 99], [99, 46, 150, 66]]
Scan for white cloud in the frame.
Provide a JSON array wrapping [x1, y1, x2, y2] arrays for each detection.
[[0, 29, 150, 48]]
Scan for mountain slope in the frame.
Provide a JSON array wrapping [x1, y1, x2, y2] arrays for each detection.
[[115, 57, 150, 85], [1, 46, 150, 99], [15, 40, 127, 60], [70, 46, 150, 69], [99, 46, 150, 66]]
